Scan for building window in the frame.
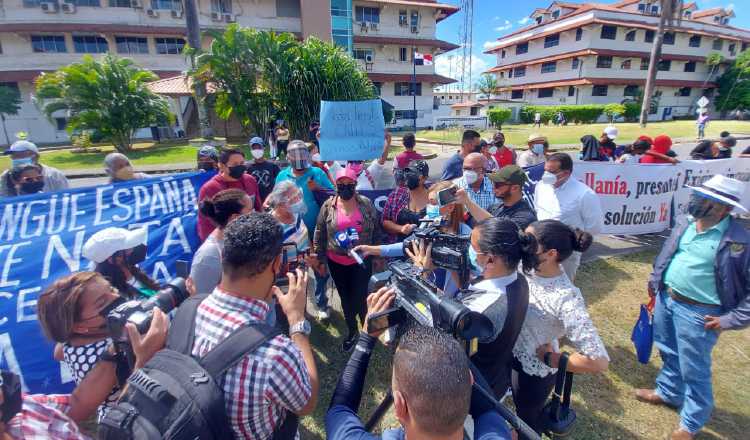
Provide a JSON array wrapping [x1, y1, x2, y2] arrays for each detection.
[[624, 85, 639, 96], [516, 42, 528, 55], [276, 0, 300, 18], [552, 10, 560, 19], [657, 60, 671, 71], [640, 58, 649, 70], [151, 0, 181, 10], [470, 107, 479, 116], [55, 118, 67, 131], [72, 0, 100, 6], [600, 25, 617, 40], [650, 5, 659, 14], [575, 28, 582, 41], [596, 56, 613, 69], [568, 86, 575, 97], [541, 61, 556, 73], [537, 88, 554, 98], [742, 42, 748, 52], [0, 82, 20, 95], [544, 34, 560, 48], [621, 59, 631, 70], [689, 35, 701, 48], [663, 32, 675, 45], [109, 0, 132, 6], [625, 30, 636, 42], [684, 61, 696, 72], [399, 47, 408, 62], [645, 30, 655, 43], [353, 48, 373, 61], [73, 35, 109, 53], [511, 90, 523, 99], [729, 43, 736, 55], [211, 0, 231, 14], [499, 71, 505, 78], [592, 85, 608, 96], [398, 10, 407, 26], [571, 58, 580, 70], [394, 110, 417, 120], [115, 36, 148, 54], [155, 37, 185, 54], [372, 82, 382, 96], [535, 16, 542, 25], [679, 87, 692, 97], [501, 50, 506, 59], [31, 35, 67, 53], [395, 82, 421, 96], [712, 39, 723, 50], [355, 6, 379, 23], [513, 66, 526, 77]]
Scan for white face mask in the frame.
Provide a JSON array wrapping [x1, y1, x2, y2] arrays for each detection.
[[532, 144, 545, 155], [463, 170, 479, 185], [311, 153, 322, 162], [251, 149, 264, 159], [541, 171, 557, 185], [489, 146, 498, 155]]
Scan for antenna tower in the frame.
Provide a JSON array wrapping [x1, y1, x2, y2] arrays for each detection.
[[458, 0, 474, 102]]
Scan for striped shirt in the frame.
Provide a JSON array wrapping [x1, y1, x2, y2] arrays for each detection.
[[281, 213, 310, 262], [191, 289, 312, 439]]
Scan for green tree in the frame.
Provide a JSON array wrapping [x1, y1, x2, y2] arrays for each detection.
[[715, 50, 750, 114], [604, 103, 626, 123], [487, 108, 511, 129], [704, 52, 724, 87], [476, 74, 498, 100], [35, 54, 171, 153], [0, 86, 22, 146]]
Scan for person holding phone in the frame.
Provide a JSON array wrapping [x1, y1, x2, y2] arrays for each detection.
[[453, 152, 499, 211], [381, 160, 430, 243]]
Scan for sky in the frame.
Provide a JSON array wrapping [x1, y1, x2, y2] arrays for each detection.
[[434, 0, 748, 91]]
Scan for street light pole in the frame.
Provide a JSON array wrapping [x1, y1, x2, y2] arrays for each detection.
[[184, 0, 213, 139]]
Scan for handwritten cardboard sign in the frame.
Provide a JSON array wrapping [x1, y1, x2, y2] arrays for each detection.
[[319, 99, 385, 161]]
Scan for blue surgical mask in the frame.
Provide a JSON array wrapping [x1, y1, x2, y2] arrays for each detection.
[[468, 245, 485, 274], [289, 200, 306, 214], [11, 157, 34, 168], [426, 204, 440, 219], [532, 144, 545, 155]]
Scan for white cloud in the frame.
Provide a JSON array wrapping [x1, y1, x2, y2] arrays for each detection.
[[493, 16, 500, 21], [518, 16, 531, 25], [435, 54, 492, 90], [483, 40, 500, 50], [495, 20, 512, 32]]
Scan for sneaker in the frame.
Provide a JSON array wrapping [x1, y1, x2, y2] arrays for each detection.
[[342, 335, 357, 352], [317, 308, 330, 321]]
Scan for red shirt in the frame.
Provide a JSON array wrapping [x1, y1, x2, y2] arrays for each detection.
[[395, 150, 424, 169], [492, 146, 516, 168], [640, 151, 672, 164], [198, 173, 262, 241]]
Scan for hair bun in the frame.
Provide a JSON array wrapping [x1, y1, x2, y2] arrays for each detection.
[[199, 200, 216, 218], [573, 229, 593, 252]]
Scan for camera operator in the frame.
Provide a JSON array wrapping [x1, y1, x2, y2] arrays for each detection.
[[36, 272, 168, 423], [325, 287, 511, 440], [82, 227, 160, 299]]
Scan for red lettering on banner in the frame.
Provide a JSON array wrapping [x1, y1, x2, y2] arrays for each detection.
[[659, 202, 669, 222], [584, 172, 629, 195]]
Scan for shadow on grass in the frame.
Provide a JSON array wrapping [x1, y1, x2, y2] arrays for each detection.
[[576, 256, 639, 306]]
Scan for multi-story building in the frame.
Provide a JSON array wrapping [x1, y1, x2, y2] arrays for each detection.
[[0, 0, 458, 145], [484, 1, 750, 120]]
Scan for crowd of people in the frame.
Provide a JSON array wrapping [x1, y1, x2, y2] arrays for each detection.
[[0, 124, 748, 440]]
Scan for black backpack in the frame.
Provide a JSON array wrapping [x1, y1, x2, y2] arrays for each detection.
[[542, 352, 577, 437], [98, 294, 287, 439]]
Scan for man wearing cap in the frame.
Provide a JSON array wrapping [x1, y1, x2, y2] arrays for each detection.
[[246, 136, 280, 202], [452, 152, 498, 212], [517, 134, 547, 168], [196, 145, 219, 171], [440, 130, 481, 181], [637, 175, 750, 440], [716, 131, 736, 159], [1, 139, 68, 196], [599, 126, 618, 160], [456, 165, 537, 231]]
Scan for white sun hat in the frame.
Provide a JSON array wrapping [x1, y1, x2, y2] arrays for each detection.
[[603, 126, 618, 140], [83, 227, 148, 263], [689, 175, 748, 213]]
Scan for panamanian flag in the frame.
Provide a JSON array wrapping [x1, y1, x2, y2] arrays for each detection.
[[414, 52, 433, 65]]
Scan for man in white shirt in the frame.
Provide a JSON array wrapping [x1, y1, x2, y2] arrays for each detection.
[[534, 153, 603, 281]]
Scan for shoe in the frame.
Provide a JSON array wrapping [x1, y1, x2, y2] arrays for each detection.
[[634, 389, 667, 406], [669, 428, 693, 440], [317, 308, 330, 321], [341, 335, 357, 352]]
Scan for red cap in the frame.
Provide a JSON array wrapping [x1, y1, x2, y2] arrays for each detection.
[[652, 135, 672, 154], [336, 167, 358, 182], [637, 135, 653, 145]]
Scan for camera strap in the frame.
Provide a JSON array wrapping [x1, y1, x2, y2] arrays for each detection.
[[548, 352, 572, 421]]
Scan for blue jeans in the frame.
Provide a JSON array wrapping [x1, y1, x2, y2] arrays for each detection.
[[314, 271, 329, 311], [653, 291, 721, 434]]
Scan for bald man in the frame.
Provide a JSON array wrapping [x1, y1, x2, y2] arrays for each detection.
[[452, 152, 499, 211]]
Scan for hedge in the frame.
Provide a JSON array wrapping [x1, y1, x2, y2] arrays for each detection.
[[519, 105, 606, 124], [487, 108, 512, 128]]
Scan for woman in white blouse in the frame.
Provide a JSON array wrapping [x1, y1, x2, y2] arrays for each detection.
[[512, 219, 609, 437]]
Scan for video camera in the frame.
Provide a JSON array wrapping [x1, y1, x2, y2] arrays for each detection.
[[404, 216, 471, 288]]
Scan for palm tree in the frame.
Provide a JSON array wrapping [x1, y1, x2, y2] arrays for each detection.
[[183, 0, 213, 139], [0, 86, 22, 146], [640, 0, 683, 127], [476, 74, 498, 101]]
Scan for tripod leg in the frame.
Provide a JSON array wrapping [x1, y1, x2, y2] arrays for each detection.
[[364, 392, 394, 432]]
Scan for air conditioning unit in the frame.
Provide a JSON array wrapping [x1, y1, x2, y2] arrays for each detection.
[[61, 1, 75, 13], [410, 25, 419, 34], [146, 8, 158, 17], [369, 22, 378, 30], [210, 11, 222, 21], [223, 13, 235, 23], [40, 1, 59, 13], [171, 8, 183, 18], [364, 53, 373, 63], [131, 0, 142, 8]]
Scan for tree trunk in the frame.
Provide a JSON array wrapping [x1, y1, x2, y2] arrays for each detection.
[[184, 0, 213, 139], [640, 1, 673, 127], [0, 115, 9, 147]]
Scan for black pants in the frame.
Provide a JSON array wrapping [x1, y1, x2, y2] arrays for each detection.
[[328, 258, 372, 339], [277, 140, 289, 157], [511, 358, 557, 439]]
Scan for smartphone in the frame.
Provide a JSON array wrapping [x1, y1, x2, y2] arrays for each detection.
[[175, 260, 189, 278], [366, 307, 406, 333], [437, 186, 457, 207]]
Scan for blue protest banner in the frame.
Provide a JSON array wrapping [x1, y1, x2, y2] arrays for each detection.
[[0, 171, 211, 393], [319, 99, 385, 161]]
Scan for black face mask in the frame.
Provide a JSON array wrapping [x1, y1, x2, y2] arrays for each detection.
[[127, 244, 147, 265], [687, 194, 716, 219], [198, 162, 216, 171], [20, 180, 44, 194], [0, 371, 23, 423], [337, 183, 356, 201], [405, 172, 420, 190], [228, 164, 246, 179]]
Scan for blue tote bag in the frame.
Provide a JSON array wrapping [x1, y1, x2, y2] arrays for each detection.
[[631, 296, 656, 364]]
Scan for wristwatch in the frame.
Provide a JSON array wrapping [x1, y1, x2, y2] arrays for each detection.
[[289, 319, 312, 336]]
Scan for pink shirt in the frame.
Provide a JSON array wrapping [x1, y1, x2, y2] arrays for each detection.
[[327, 201, 364, 266], [395, 150, 424, 169]]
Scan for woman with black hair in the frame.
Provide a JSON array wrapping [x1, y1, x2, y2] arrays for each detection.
[[3, 164, 45, 196], [512, 220, 609, 438], [381, 160, 430, 242]]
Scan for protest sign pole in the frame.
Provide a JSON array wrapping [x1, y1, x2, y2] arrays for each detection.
[[412, 47, 417, 132]]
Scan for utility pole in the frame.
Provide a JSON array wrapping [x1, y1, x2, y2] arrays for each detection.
[[184, 0, 213, 139], [640, 0, 680, 127], [412, 47, 418, 132]]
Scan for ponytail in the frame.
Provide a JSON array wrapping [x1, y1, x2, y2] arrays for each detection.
[[572, 228, 593, 253], [529, 220, 592, 263], [476, 217, 538, 274]]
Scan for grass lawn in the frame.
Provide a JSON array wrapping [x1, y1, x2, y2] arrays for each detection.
[[416, 120, 750, 146], [299, 251, 750, 439]]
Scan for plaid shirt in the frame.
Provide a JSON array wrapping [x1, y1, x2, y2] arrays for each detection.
[[6, 394, 90, 440], [382, 187, 411, 243], [453, 175, 499, 211], [192, 288, 312, 439]]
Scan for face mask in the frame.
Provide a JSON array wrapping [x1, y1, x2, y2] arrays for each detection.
[[348, 163, 364, 175], [337, 183, 356, 201], [228, 164, 246, 179], [20, 180, 44, 194], [463, 170, 479, 185], [426, 203, 440, 219], [11, 157, 33, 168], [311, 153, 322, 162], [489, 146, 498, 155], [197, 161, 215, 171], [250, 149, 264, 159], [114, 166, 135, 181], [541, 171, 558, 185], [405, 172, 420, 190], [532, 144, 545, 155], [127, 244, 147, 265], [687, 194, 715, 219], [289, 199, 306, 214], [468, 245, 485, 274]]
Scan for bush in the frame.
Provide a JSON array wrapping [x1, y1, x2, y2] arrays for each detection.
[[604, 103, 626, 122], [487, 108, 512, 129], [623, 102, 640, 122], [520, 105, 605, 124]]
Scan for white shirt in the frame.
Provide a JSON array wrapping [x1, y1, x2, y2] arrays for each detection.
[[517, 151, 545, 168], [513, 273, 609, 377], [459, 272, 518, 342], [617, 153, 642, 164], [534, 177, 603, 234], [355, 161, 386, 190]]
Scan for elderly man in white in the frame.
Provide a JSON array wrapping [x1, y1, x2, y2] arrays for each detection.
[[534, 152, 603, 281]]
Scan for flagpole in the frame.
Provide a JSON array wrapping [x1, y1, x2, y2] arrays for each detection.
[[412, 47, 417, 133]]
